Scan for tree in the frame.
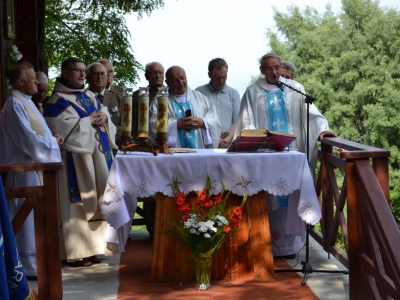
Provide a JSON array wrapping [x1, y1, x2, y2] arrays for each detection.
[[266, 0, 400, 224], [44, 0, 165, 86]]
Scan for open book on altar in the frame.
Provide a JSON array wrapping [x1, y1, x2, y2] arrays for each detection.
[[227, 129, 296, 152]]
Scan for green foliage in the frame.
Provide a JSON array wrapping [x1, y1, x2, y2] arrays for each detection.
[[44, 0, 165, 86], [266, 0, 400, 227]]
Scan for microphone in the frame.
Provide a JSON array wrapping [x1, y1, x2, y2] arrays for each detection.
[[275, 81, 284, 92]]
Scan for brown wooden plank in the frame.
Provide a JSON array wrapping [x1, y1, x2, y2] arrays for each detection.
[[0, 163, 64, 173], [5, 186, 43, 199], [347, 160, 370, 299], [236, 194, 254, 280], [10, 197, 34, 235], [246, 192, 274, 280], [152, 193, 179, 282], [372, 157, 390, 204], [42, 171, 63, 299], [33, 195, 49, 300]]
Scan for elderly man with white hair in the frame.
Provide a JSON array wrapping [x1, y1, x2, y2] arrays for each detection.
[[86, 61, 122, 146], [236, 52, 336, 258], [0, 63, 63, 278], [31, 71, 49, 113]]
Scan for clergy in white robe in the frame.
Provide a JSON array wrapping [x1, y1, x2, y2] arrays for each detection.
[[0, 63, 62, 276], [43, 57, 118, 265], [149, 66, 221, 149], [236, 53, 335, 257]]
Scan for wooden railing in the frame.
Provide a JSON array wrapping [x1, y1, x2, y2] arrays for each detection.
[[312, 137, 400, 299], [0, 163, 64, 300]]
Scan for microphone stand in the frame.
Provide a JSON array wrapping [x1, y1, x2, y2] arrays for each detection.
[[274, 80, 348, 285]]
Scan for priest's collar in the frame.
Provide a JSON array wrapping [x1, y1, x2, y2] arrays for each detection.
[[256, 76, 286, 93], [11, 88, 32, 100], [175, 91, 187, 103], [54, 77, 85, 92]]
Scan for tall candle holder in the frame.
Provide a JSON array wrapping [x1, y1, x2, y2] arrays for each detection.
[[137, 87, 150, 142], [119, 88, 135, 147], [119, 87, 170, 156], [156, 87, 169, 145]]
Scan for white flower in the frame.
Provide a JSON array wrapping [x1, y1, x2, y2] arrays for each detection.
[[213, 215, 228, 226], [204, 233, 211, 238], [11, 45, 22, 61]]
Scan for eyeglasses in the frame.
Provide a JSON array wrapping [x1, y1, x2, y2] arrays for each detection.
[[65, 68, 86, 74], [107, 70, 116, 76], [88, 72, 108, 77], [38, 89, 48, 94], [262, 66, 281, 72]]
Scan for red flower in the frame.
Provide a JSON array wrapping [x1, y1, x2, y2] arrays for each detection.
[[231, 221, 239, 229], [175, 196, 185, 205], [182, 214, 189, 221], [232, 207, 243, 219], [223, 226, 231, 234], [337, 148, 343, 152], [227, 212, 234, 220]]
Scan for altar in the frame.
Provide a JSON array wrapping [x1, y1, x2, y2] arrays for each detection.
[[102, 149, 321, 282]]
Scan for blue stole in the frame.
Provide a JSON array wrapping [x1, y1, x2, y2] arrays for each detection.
[[0, 181, 31, 300], [262, 89, 291, 208], [43, 91, 113, 203], [173, 100, 197, 149]]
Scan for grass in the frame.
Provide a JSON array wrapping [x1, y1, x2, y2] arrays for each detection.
[[131, 202, 147, 232]]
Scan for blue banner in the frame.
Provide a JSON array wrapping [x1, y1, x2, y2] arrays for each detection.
[[0, 180, 32, 300]]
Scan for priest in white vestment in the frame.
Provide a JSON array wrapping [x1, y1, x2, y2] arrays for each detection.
[[0, 63, 63, 277], [149, 66, 221, 149], [236, 53, 336, 257], [44, 57, 118, 267]]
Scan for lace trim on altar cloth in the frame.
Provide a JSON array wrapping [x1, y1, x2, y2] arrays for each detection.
[[101, 177, 254, 222]]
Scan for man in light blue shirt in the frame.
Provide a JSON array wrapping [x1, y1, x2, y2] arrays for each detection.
[[196, 58, 241, 148]]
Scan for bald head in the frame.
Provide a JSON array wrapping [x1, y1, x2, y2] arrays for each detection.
[[165, 66, 187, 95]]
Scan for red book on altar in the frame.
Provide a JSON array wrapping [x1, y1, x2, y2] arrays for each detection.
[[227, 129, 296, 152]]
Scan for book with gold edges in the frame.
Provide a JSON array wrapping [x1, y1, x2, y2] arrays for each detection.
[[169, 148, 197, 154], [227, 129, 296, 152]]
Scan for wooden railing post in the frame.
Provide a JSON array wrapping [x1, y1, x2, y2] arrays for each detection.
[[321, 142, 333, 252], [373, 157, 390, 204], [346, 159, 368, 299]]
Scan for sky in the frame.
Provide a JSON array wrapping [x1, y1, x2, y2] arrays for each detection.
[[126, 0, 399, 96]]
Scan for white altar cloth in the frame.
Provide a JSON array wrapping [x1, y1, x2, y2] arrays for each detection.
[[102, 149, 321, 251]]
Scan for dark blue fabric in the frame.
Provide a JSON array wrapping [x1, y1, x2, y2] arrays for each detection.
[[0, 180, 31, 300]]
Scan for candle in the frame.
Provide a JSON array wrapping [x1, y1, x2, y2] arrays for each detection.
[[137, 87, 150, 139], [121, 94, 132, 137], [156, 87, 169, 143]]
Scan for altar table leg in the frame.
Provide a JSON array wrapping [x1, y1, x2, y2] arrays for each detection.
[[151, 191, 275, 282]]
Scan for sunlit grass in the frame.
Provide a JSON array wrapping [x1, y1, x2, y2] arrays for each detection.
[[131, 202, 146, 232]]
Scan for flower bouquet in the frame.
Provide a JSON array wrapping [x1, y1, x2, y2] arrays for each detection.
[[166, 174, 249, 290]]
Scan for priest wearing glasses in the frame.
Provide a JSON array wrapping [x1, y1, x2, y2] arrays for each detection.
[[235, 52, 336, 258]]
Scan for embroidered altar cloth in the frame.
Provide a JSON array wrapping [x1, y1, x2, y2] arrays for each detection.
[[102, 149, 321, 250]]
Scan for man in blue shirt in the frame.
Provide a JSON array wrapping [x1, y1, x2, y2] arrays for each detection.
[[196, 58, 241, 148]]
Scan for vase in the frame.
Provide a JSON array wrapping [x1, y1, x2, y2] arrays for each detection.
[[193, 256, 212, 290]]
